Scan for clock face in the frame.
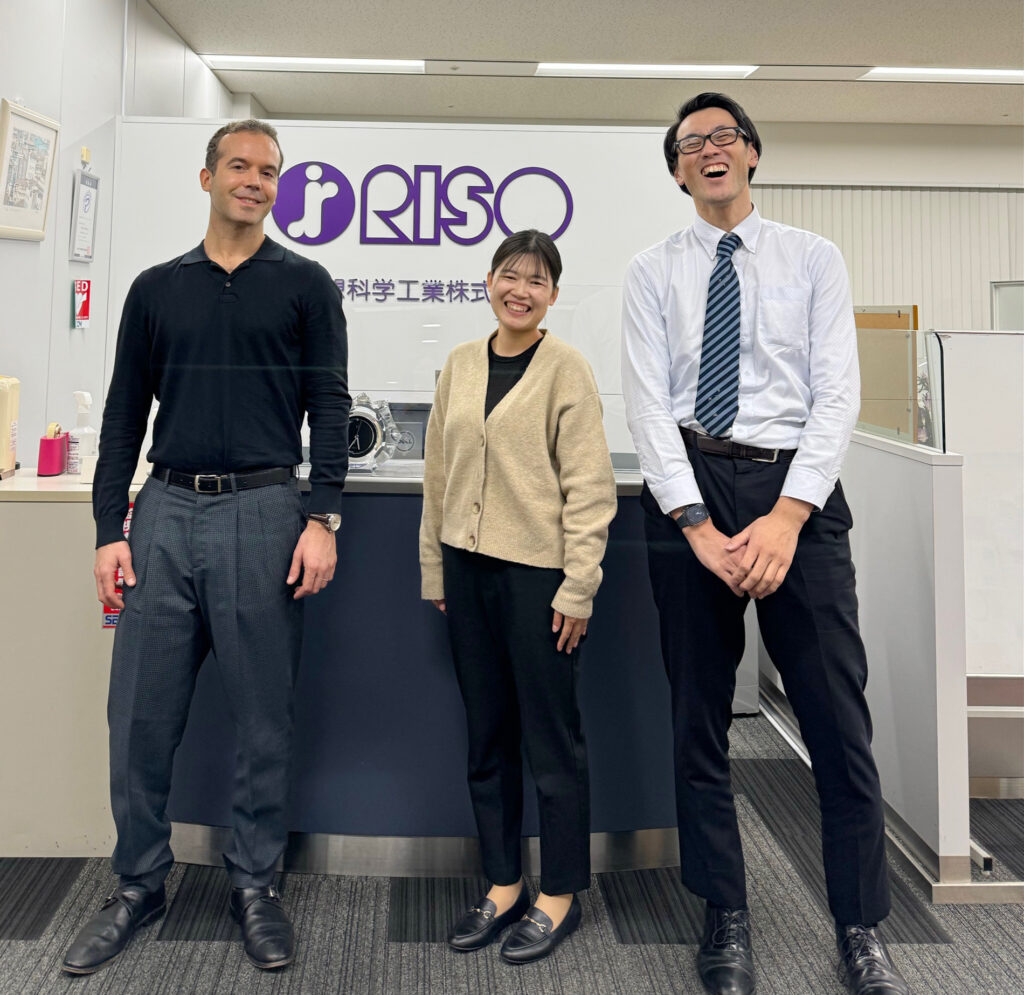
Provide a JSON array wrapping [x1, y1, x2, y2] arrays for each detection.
[[348, 414, 379, 459]]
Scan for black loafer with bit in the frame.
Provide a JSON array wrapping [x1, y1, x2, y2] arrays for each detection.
[[61, 884, 166, 975], [499, 894, 582, 964], [448, 880, 530, 951]]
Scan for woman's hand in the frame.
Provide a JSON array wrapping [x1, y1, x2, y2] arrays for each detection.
[[432, 598, 447, 614], [552, 611, 587, 653]]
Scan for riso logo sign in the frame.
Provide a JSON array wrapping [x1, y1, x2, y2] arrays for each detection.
[[272, 162, 573, 246]]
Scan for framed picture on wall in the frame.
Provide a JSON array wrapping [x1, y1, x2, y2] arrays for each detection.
[[0, 99, 60, 241]]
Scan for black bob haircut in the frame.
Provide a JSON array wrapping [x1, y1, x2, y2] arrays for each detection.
[[662, 92, 762, 197], [490, 229, 563, 287]]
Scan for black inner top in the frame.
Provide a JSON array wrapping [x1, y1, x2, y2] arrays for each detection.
[[484, 336, 542, 419]]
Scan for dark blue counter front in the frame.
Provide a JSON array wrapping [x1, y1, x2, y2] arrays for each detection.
[[166, 493, 677, 837]]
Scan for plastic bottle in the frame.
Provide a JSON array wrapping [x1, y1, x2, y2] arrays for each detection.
[[67, 391, 98, 475]]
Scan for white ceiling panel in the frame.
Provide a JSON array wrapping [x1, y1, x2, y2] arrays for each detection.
[[150, 0, 1024, 125]]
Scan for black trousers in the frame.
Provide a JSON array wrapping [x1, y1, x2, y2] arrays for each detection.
[[442, 544, 590, 896], [108, 475, 306, 891], [641, 444, 891, 926]]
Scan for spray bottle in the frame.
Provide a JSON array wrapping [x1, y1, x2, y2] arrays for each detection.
[[67, 391, 98, 475]]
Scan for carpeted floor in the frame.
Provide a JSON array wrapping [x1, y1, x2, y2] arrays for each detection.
[[2, 716, 1022, 994]]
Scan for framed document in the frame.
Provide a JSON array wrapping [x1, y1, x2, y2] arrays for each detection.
[[0, 99, 60, 241], [69, 169, 100, 261]]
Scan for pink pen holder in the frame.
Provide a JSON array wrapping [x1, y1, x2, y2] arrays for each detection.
[[37, 432, 70, 476]]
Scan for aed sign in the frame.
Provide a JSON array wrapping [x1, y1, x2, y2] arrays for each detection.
[[74, 279, 91, 329], [272, 162, 573, 247]]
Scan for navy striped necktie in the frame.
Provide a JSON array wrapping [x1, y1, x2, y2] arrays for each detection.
[[695, 232, 743, 438]]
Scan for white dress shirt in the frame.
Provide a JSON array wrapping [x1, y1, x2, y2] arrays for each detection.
[[621, 207, 860, 514]]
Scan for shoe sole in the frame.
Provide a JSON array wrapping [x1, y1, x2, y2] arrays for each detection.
[[244, 951, 295, 971], [60, 904, 166, 975]]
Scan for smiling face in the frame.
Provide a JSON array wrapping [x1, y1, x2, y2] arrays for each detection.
[[199, 130, 281, 230], [673, 107, 758, 225], [487, 252, 560, 337]]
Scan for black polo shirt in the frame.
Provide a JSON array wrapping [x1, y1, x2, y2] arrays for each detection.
[[93, 237, 350, 546]]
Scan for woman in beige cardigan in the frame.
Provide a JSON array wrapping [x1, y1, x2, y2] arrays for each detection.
[[420, 229, 617, 964]]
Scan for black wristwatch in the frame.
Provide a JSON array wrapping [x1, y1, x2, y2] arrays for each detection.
[[676, 503, 710, 529]]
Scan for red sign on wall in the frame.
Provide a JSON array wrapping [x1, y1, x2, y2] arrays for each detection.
[[74, 280, 91, 329]]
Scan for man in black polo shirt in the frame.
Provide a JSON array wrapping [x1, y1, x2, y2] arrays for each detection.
[[62, 120, 349, 975]]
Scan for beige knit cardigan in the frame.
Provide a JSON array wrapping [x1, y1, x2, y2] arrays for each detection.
[[419, 332, 617, 618]]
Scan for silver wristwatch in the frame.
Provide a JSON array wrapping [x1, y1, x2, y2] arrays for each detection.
[[308, 512, 341, 533]]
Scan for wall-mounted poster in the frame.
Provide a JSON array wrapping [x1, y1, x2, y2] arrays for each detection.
[[0, 99, 60, 241]]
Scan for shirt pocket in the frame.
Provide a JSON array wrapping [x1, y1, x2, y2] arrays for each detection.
[[757, 286, 811, 351]]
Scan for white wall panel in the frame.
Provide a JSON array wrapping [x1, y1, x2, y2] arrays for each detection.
[[753, 185, 1024, 330], [125, 0, 232, 119]]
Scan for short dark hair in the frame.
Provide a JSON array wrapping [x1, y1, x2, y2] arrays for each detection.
[[490, 229, 563, 287], [205, 119, 283, 173], [662, 92, 762, 196]]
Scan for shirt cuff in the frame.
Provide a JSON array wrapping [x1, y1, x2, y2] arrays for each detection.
[[780, 466, 834, 512], [648, 476, 703, 516], [308, 482, 344, 516]]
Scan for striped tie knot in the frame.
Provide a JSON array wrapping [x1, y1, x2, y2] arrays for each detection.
[[717, 232, 742, 259]]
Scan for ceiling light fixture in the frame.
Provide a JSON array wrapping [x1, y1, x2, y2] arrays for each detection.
[[861, 67, 1024, 84], [535, 63, 757, 79], [200, 55, 425, 74]]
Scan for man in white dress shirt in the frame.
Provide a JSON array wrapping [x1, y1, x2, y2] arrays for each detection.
[[621, 93, 910, 995]]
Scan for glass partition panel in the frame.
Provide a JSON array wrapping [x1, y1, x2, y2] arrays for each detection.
[[342, 283, 636, 459]]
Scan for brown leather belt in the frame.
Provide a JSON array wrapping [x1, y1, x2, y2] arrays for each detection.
[[152, 465, 296, 494], [680, 427, 795, 464]]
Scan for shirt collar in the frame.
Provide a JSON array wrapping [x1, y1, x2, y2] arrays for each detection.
[[180, 235, 286, 266], [691, 206, 762, 258]]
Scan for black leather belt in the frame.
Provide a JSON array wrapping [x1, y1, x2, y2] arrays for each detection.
[[680, 427, 795, 464], [152, 465, 296, 494]]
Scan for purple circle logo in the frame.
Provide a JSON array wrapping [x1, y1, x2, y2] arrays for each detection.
[[272, 162, 356, 245]]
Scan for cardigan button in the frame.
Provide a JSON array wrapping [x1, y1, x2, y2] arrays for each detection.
[[479, 435, 485, 446], [468, 535, 476, 548], [472, 502, 480, 514]]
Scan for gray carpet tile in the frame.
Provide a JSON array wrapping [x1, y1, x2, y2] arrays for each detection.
[[598, 868, 704, 944], [971, 798, 1024, 880], [0, 857, 86, 940], [726, 713, 796, 760], [0, 714, 1021, 993], [732, 758, 951, 943], [388, 875, 489, 942], [2, 850, 1022, 994], [157, 864, 241, 942]]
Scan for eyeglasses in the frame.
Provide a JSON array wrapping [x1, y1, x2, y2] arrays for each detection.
[[672, 126, 748, 156]]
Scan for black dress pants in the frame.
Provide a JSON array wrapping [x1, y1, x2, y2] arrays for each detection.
[[641, 444, 891, 926], [442, 544, 590, 896], [108, 475, 305, 892]]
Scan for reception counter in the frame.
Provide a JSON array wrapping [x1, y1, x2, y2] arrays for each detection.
[[0, 464, 761, 874]]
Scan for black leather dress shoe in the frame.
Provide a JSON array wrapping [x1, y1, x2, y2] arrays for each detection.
[[499, 894, 582, 964], [447, 880, 530, 951], [697, 906, 756, 995], [61, 884, 166, 975], [230, 885, 294, 970], [836, 924, 910, 994]]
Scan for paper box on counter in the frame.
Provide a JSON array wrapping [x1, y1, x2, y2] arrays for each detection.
[[0, 376, 19, 477]]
